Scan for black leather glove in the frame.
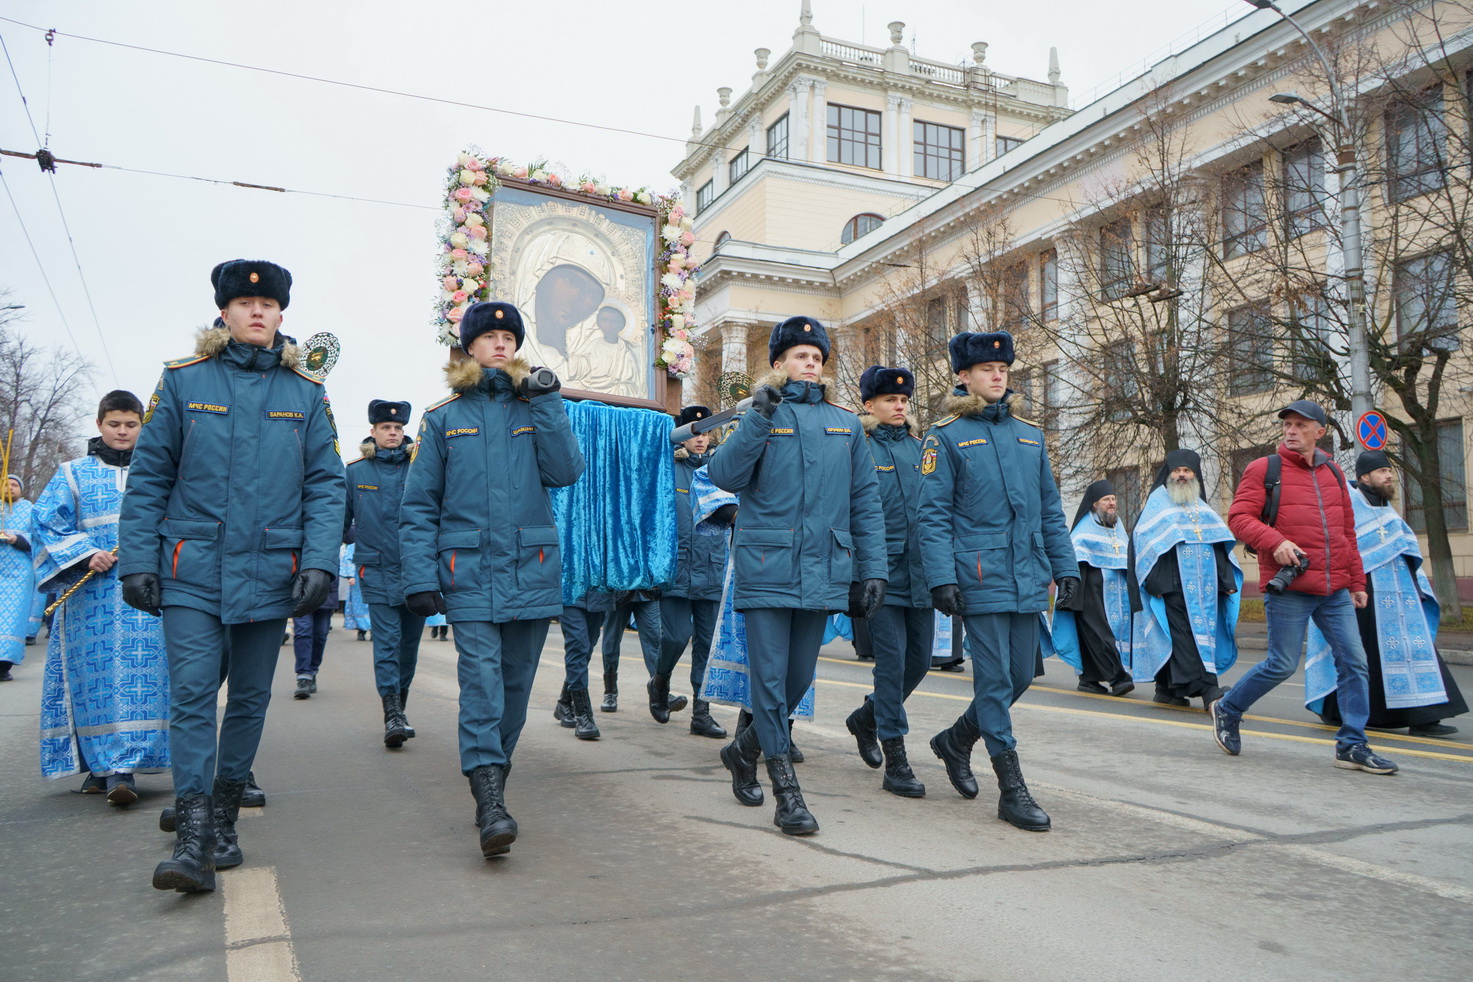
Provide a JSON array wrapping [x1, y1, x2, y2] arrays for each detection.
[[519, 366, 561, 398], [1054, 576, 1080, 611], [931, 584, 963, 617], [406, 590, 448, 617], [750, 384, 783, 419], [711, 503, 738, 526], [860, 578, 886, 619], [121, 572, 162, 617], [846, 581, 866, 619], [290, 568, 334, 618]]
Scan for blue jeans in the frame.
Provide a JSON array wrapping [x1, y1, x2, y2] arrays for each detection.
[[1218, 588, 1369, 752], [161, 607, 286, 795], [656, 596, 718, 694], [868, 605, 935, 740], [454, 618, 549, 773], [368, 603, 425, 698]]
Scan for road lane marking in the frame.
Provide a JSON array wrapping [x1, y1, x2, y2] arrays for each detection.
[[223, 866, 300, 982]]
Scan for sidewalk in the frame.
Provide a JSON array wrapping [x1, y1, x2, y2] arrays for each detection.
[[1233, 620, 1473, 666]]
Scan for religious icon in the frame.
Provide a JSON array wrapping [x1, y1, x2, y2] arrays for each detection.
[[299, 333, 341, 380]]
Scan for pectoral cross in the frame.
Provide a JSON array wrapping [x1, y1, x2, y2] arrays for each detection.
[[1377, 522, 1390, 543], [1111, 532, 1122, 556], [1187, 504, 1204, 541]]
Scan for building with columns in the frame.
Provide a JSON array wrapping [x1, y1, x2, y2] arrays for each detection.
[[671, 0, 1473, 596]]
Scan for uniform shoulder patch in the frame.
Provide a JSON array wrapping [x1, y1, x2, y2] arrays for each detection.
[[824, 401, 856, 414], [921, 444, 939, 475], [425, 393, 461, 412], [164, 354, 208, 370], [1012, 413, 1043, 430], [932, 414, 960, 428], [289, 366, 325, 385]]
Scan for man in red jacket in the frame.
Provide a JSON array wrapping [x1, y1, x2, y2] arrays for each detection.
[[1212, 400, 1398, 774]]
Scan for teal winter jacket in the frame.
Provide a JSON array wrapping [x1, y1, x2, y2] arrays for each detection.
[[668, 448, 727, 602], [863, 416, 928, 608], [344, 437, 414, 606]]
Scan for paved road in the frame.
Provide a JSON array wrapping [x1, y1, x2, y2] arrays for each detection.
[[2, 623, 1470, 982]]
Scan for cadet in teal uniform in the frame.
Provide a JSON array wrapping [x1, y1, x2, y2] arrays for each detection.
[[842, 366, 932, 797], [708, 316, 887, 836], [917, 331, 1077, 832], [399, 301, 584, 859], [120, 260, 344, 892]]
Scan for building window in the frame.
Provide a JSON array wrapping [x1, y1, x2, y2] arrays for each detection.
[[1011, 367, 1035, 416], [1041, 359, 1063, 428], [1040, 250, 1058, 320], [728, 148, 751, 185], [712, 230, 732, 254], [1230, 443, 1278, 494], [1284, 138, 1329, 237], [1408, 419, 1468, 532], [1001, 263, 1030, 330], [955, 286, 970, 331], [927, 296, 948, 338], [766, 114, 789, 160], [1395, 251, 1459, 350], [1387, 86, 1446, 202], [1103, 341, 1138, 421], [1099, 218, 1134, 300], [827, 103, 883, 169], [840, 212, 884, 245], [996, 135, 1025, 156], [1289, 291, 1336, 377], [695, 180, 714, 213], [1227, 305, 1275, 395], [914, 120, 965, 181], [1144, 205, 1170, 283], [1106, 466, 1143, 528], [1223, 160, 1268, 258]]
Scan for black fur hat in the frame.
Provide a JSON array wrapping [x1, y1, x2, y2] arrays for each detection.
[[768, 315, 830, 364], [212, 260, 292, 310], [368, 399, 411, 425], [677, 405, 712, 427], [859, 365, 915, 402], [949, 331, 1015, 372], [459, 301, 525, 353]]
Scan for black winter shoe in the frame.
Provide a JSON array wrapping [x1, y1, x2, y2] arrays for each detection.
[[846, 702, 882, 769], [990, 749, 1051, 831], [1109, 678, 1136, 697], [356, 629, 367, 641], [211, 777, 247, 868], [241, 772, 266, 807], [153, 793, 216, 892], [382, 692, 409, 748], [787, 719, 804, 763], [648, 674, 672, 724], [399, 689, 416, 738], [880, 737, 926, 797], [159, 807, 176, 832], [600, 672, 618, 712], [930, 713, 981, 799], [1076, 680, 1108, 694], [294, 676, 312, 699], [720, 725, 764, 806], [734, 708, 753, 738], [468, 764, 517, 858], [765, 754, 819, 835], [667, 692, 689, 713], [570, 687, 600, 740], [689, 699, 727, 738], [1152, 689, 1189, 707], [553, 682, 574, 728]]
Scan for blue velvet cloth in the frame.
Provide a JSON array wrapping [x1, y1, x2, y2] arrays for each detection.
[[552, 400, 678, 604]]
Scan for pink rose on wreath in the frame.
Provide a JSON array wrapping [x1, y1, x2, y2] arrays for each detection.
[[513, 166, 529, 179], [547, 173, 563, 186], [581, 180, 596, 193], [472, 171, 489, 186], [452, 207, 467, 222], [467, 261, 484, 276], [680, 231, 695, 246], [617, 189, 634, 201], [450, 248, 469, 261], [442, 276, 459, 291], [454, 187, 474, 202], [451, 290, 469, 304], [447, 307, 466, 323], [468, 225, 488, 240]]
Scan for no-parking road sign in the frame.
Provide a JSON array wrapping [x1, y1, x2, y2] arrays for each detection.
[[1356, 410, 1389, 451]]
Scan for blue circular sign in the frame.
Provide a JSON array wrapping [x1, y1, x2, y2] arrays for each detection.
[[1357, 411, 1388, 450]]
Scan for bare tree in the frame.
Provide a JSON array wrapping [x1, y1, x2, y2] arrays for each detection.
[[0, 297, 95, 494]]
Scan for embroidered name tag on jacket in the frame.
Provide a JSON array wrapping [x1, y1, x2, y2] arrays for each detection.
[[1017, 437, 1041, 446], [825, 427, 852, 435], [186, 402, 228, 414], [264, 410, 305, 421], [510, 425, 536, 437], [875, 464, 895, 472], [446, 427, 480, 438], [769, 427, 795, 436], [356, 484, 380, 491], [677, 487, 690, 494], [957, 438, 988, 448]]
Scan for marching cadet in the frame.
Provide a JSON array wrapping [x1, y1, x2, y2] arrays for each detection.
[[120, 260, 344, 893], [344, 399, 423, 749], [399, 300, 584, 859], [708, 316, 887, 835], [918, 331, 1077, 832], [842, 366, 932, 797], [652, 405, 729, 739]]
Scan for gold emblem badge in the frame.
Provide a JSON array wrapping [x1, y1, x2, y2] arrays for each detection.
[[249, 271, 260, 283], [921, 446, 938, 475], [895, 375, 903, 383], [494, 309, 504, 319], [992, 340, 1000, 348], [803, 324, 812, 332]]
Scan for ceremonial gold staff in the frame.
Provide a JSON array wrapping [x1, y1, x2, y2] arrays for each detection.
[[44, 547, 119, 616]]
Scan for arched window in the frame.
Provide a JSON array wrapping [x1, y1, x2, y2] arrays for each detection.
[[841, 213, 884, 245], [713, 230, 732, 252]]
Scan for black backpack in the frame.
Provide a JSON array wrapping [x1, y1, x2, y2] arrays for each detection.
[[1246, 453, 1348, 556]]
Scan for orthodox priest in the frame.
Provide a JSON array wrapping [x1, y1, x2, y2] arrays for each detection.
[[1051, 480, 1135, 696], [1130, 450, 1241, 710], [1309, 451, 1467, 737]]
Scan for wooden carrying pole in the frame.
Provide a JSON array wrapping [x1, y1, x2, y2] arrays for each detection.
[[44, 547, 119, 616]]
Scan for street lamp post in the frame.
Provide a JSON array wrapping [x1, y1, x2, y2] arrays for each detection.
[[1248, 0, 1374, 442]]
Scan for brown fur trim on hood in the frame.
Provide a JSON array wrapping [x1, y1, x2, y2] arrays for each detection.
[[194, 326, 301, 368], [673, 446, 690, 460], [943, 391, 991, 418], [756, 368, 828, 392], [444, 355, 533, 393], [860, 414, 913, 435], [359, 438, 378, 459]]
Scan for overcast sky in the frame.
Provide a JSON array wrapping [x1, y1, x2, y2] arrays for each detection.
[[0, 0, 1256, 447]]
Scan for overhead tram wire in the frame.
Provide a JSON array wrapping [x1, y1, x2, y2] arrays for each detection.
[[0, 168, 86, 358], [2, 28, 117, 380]]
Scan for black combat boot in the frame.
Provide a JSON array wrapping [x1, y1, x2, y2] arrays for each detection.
[[159, 807, 175, 833], [719, 724, 763, 806], [667, 691, 689, 713], [211, 776, 247, 869], [647, 674, 672, 724], [930, 712, 981, 799], [553, 682, 574, 728], [787, 719, 804, 763], [152, 793, 216, 892], [399, 688, 416, 738], [468, 764, 517, 858], [569, 687, 600, 740], [689, 699, 727, 738], [734, 708, 754, 738], [241, 771, 266, 807], [880, 737, 926, 797], [382, 692, 409, 748], [765, 754, 819, 835], [990, 748, 1051, 831], [846, 701, 882, 768], [600, 671, 618, 712]]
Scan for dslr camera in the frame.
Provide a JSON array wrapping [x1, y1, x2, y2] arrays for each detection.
[[1265, 549, 1310, 595]]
